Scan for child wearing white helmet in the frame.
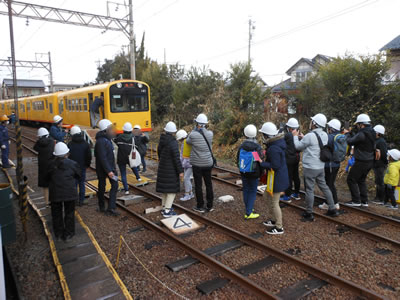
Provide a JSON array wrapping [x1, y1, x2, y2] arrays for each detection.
[[50, 115, 66, 142], [156, 122, 184, 218], [237, 124, 263, 219], [46, 142, 81, 241], [371, 125, 388, 205], [383, 149, 400, 209], [33, 127, 55, 205], [176, 129, 194, 201], [67, 126, 92, 206]]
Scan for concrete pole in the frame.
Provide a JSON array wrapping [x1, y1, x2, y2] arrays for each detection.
[[48, 51, 54, 93], [129, 0, 136, 80]]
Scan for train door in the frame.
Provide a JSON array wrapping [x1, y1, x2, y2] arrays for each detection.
[[88, 93, 94, 127]]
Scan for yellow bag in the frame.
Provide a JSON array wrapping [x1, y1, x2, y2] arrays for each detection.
[[182, 139, 192, 158], [395, 186, 400, 204], [266, 170, 275, 196]]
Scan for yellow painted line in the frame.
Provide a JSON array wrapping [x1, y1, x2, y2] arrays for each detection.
[[75, 212, 133, 300], [1, 169, 72, 300]]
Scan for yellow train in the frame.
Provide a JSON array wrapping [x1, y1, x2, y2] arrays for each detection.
[[0, 80, 152, 133]]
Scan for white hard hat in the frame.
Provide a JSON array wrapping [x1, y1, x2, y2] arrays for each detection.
[[176, 129, 188, 140], [98, 119, 113, 131], [244, 124, 257, 138], [70, 126, 81, 136], [355, 113, 371, 124], [37, 127, 49, 137], [327, 119, 341, 131], [53, 115, 63, 123], [195, 113, 208, 124], [123, 122, 133, 132], [133, 124, 141, 130], [53, 142, 69, 157], [259, 122, 279, 136], [164, 121, 177, 133], [311, 113, 327, 128], [286, 118, 299, 129], [388, 149, 400, 161], [373, 125, 385, 135]]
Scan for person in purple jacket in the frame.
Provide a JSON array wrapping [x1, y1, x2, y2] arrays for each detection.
[[176, 129, 194, 201]]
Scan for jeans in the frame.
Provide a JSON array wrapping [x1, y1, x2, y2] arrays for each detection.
[[118, 163, 140, 192], [140, 155, 147, 171], [76, 168, 86, 204], [303, 168, 335, 213], [373, 166, 386, 202], [241, 176, 259, 215], [285, 162, 300, 196], [264, 192, 283, 229], [1, 143, 9, 167], [51, 201, 75, 238], [161, 193, 176, 209], [347, 160, 373, 204], [97, 169, 118, 211], [384, 185, 397, 206], [325, 166, 339, 204], [192, 166, 214, 209], [184, 167, 193, 194]]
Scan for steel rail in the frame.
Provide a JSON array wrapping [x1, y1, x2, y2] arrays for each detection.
[[85, 182, 279, 300], [125, 183, 386, 300]]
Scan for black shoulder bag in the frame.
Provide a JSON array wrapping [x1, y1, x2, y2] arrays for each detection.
[[313, 131, 332, 162], [199, 129, 217, 167]]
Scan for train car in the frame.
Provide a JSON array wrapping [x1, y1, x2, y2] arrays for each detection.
[[0, 80, 152, 133]]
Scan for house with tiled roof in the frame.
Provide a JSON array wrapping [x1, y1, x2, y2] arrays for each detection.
[[1, 78, 45, 100], [380, 35, 400, 81]]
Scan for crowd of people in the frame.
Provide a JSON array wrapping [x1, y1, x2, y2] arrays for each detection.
[[1, 109, 399, 241]]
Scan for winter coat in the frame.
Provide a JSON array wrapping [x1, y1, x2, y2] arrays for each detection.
[[384, 160, 400, 186], [346, 126, 375, 162], [46, 157, 81, 202], [33, 136, 55, 187], [284, 130, 300, 165], [68, 134, 92, 170], [156, 133, 183, 193], [180, 142, 192, 169], [115, 132, 136, 166], [91, 97, 104, 113], [374, 137, 388, 168], [325, 130, 341, 169], [50, 125, 66, 142], [134, 134, 149, 157], [94, 130, 116, 174], [260, 133, 289, 193], [0, 124, 9, 146], [186, 128, 214, 168], [294, 127, 328, 170], [236, 138, 263, 179]]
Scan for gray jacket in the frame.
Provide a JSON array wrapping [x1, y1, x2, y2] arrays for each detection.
[[294, 128, 328, 170], [186, 128, 214, 168]]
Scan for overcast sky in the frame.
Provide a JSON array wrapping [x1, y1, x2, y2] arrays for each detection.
[[0, 0, 399, 87]]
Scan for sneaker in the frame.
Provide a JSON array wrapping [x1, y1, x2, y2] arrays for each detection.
[[193, 207, 206, 213], [206, 207, 215, 213], [137, 178, 142, 182], [262, 220, 276, 227], [64, 234, 74, 242], [291, 193, 301, 200], [384, 202, 392, 207], [141, 169, 147, 173], [389, 205, 399, 210], [280, 195, 292, 203], [189, 193, 195, 199], [124, 190, 130, 195], [335, 203, 340, 210], [266, 227, 284, 235], [344, 201, 361, 207], [180, 194, 192, 201], [301, 212, 314, 222], [106, 210, 120, 216], [318, 203, 329, 210], [371, 200, 384, 205], [162, 209, 177, 218], [244, 212, 260, 219], [326, 209, 339, 217], [97, 207, 106, 213], [361, 203, 369, 207]]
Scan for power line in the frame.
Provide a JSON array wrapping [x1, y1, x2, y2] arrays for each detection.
[[136, 0, 179, 26]]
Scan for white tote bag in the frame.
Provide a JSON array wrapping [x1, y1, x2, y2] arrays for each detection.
[[129, 137, 142, 168]]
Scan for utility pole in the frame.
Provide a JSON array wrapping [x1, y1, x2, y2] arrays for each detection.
[[48, 51, 54, 92], [248, 18, 255, 65], [129, 0, 136, 80]]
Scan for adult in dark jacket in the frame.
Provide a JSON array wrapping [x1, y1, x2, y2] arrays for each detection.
[[94, 119, 119, 216], [133, 124, 149, 172], [156, 121, 183, 218], [33, 127, 55, 205], [46, 142, 81, 241], [90, 96, 104, 128], [259, 122, 289, 235], [114, 122, 141, 195], [372, 125, 388, 204], [283, 118, 301, 201], [0, 115, 10, 168], [236, 125, 263, 219], [344, 114, 376, 207], [68, 126, 92, 206]]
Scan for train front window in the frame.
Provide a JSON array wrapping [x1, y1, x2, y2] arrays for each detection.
[[109, 82, 149, 113]]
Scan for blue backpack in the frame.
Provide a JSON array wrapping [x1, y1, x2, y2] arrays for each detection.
[[239, 149, 255, 173], [332, 134, 347, 162]]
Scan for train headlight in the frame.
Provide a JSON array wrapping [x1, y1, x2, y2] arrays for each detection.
[[116, 82, 122, 88], [137, 83, 143, 88]]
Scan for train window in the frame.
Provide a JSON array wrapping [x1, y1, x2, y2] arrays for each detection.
[[78, 99, 82, 112], [45, 100, 48, 109], [74, 99, 77, 111], [67, 99, 71, 111], [27, 102, 30, 111], [1, 104, 4, 110], [49, 103, 53, 114], [83, 98, 88, 111], [109, 83, 149, 113], [59, 100, 63, 114]]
